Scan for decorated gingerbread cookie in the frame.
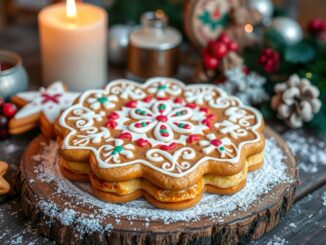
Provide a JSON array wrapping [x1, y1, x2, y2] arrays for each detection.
[[0, 161, 10, 196], [9, 82, 79, 138], [183, 0, 261, 49], [55, 77, 265, 210]]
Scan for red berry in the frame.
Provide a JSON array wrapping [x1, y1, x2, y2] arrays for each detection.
[[3, 103, 17, 118], [217, 33, 231, 45], [202, 52, 219, 70], [209, 42, 228, 58], [0, 115, 8, 128], [0, 97, 4, 108], [227, 41, 238, 52], [258, 48, 280, 73]]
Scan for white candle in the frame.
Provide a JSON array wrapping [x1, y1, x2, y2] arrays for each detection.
[[38, 1, 108, 91]]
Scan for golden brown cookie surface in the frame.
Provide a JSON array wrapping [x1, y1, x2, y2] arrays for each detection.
[[56, 78, 265, 209]]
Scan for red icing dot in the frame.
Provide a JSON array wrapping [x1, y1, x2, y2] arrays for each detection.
[[207, 114, 216, 120], [142, 96, 152, 103], [137, 138, 150, 147], [160, 142, 177, 151], [173, 98, 183, 104], [105, 120, 117, 129], [108, 112, 119, 120], [160, 125, 167, 129], [157, 97, 169, 101], [125, 100, 138, 108], [184, 124, 191, 129], [117, 132, 132, 140], [211, 139, 222, 147], [135, 123, 142, 128], [156, 115, 168, 122], [186, 103, 197, 109], [202, 119, 213, 128], [187, 134, 200, 144], [199, 107, 209, 114], [162, 133, 169, 137]]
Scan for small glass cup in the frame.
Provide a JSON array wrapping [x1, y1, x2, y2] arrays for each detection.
[[0, 50, 29, 100]]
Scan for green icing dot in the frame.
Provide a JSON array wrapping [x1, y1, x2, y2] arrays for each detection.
[[160, 129, 168, 133], [97, 97, 108, 103], [141, 122, 147, 127], [219, 146, 225, 151], [141, 111, 146, 115], [176, 112, 181, 116], [136, 109, 141, 113], [158, 84, 167, 90], [179, 123, 184, 128], [113, 145, 123, 154]]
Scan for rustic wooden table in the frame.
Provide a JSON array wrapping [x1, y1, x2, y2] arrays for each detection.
[[0, 21, 325, 245]]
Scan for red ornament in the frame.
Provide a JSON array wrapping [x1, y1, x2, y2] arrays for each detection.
[[160, 142, 177, 151], [117, 132, 132, 140], [187, 134, 200, 144], [258, 48, 280, 73], [307, 18, 326, 35], [125, 100, 138, 108], [136, 138, 150, 147], [105, 120, 117, 129], [3, 103, 17, 118], [202, 51, 219, 70], [107, 112, 119, 120]]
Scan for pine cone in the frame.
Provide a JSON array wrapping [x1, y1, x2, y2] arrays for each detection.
[[271, 74, 322, 128]]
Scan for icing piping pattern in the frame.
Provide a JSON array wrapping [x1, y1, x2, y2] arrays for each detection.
[[59, 77, 263, 178]]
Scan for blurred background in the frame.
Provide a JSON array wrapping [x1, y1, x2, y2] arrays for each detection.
[[1, 0, 326, 29]]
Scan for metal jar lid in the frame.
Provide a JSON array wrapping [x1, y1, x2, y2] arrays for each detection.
[[129, 10, 182, 51]]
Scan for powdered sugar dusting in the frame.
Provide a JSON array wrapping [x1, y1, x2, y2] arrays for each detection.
[[266, 235, 288, 245], [29, 138, 292, 234], [322, 192, 326, 206], [284, 130, 326, 173]]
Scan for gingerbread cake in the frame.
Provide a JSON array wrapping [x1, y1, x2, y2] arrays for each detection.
[[55, 78, 265, 210]]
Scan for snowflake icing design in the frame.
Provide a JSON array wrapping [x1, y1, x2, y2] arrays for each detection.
[[87, 92, 118, 110], [127, 101, 205, 144], [199, 134, 236, 158], [147, 80, 182, 97], [99, 139, 135, 164]]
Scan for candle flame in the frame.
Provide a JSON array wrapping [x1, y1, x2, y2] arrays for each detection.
[[66, 0, 77, 19]]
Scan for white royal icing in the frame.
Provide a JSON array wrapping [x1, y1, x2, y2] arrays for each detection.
[[58, 77, 263, 178], [15, 81, 79, 123]]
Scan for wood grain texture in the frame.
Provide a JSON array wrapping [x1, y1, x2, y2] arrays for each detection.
[[19, 127, 297, 245]]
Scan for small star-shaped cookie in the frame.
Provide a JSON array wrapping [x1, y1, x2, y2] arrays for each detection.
[[9, 82, 79, 138], [0, 161, 10, 196]]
